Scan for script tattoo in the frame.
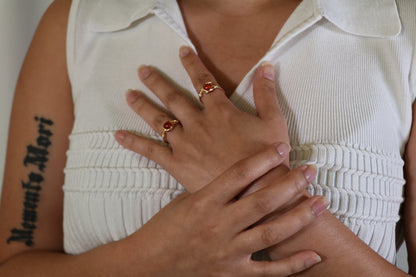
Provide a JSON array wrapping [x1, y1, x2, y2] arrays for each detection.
[[7, 116, 54, 247]]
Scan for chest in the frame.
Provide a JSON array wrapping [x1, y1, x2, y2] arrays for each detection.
[[178, 1, 302, 94], [72, 10, 412, 156]]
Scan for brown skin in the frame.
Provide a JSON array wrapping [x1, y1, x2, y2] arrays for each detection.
[[0, 0, 73, 261], [404, 101, 416, 275], [178, 0, 302, 95], [0, 0, 412, 275], [0, 1, 324, 275], [118, 46, 411, 277], [175, 1, 413, 274]]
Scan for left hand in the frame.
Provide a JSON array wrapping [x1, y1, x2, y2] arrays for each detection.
[[115, 46, 290, 193]]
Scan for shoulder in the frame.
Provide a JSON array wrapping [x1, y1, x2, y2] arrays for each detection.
[[41, 0, 72, 27], [32, 0, 72, 51]]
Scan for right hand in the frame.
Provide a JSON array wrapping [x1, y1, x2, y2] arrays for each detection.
[[128, 146, 327, 277], [116, 47, 290, 193]]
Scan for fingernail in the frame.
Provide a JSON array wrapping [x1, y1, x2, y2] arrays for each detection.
[[276, 143, 290, 156], [312, 196, 330, 216], [127, 90, 140, 103], [305, 254, 322, 268], [138, 66, 151, 79], [261, 61, 275, 82], [115, 131, 127, 142], [179, 46, 191, 58], [302, 165, 317, 183]]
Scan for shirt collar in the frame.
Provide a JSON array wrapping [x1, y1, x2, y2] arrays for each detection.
[[88, 0, 158, 33], [316, 0, 401, 38], [88, 0, 401, 38]]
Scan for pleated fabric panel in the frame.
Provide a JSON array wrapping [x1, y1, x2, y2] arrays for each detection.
[[63, 131, 184, 254]]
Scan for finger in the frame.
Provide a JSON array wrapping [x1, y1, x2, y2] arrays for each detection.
[[248, 251, 322, 277], [227, 165, 317, 231], [114, 130, 174, 170], [235, 196, 329, 253], [138, 66, 199, 119], [126, 90, 183, 143], [197, 143, 289, 205], [179, 46, 229, 105], [253, 62, 284, 121]]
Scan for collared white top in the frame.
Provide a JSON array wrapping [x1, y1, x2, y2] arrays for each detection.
[[64, 0, 416, 263]]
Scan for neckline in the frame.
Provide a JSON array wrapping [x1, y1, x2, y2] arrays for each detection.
[[154, 0, 322, 103]]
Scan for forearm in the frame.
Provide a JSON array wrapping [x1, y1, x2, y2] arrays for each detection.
[[0, 236, 152, 277], [247, 165, 408, 276], [404, 206, 416, 275], [404, 195, 416, 276], [269, 211, 410, 276]]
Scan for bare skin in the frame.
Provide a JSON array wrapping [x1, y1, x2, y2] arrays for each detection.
[[404, 101, 416, 275], [178, 0, 302, 95], [116, 47, 412, 276], [0, 0, 325, 275]]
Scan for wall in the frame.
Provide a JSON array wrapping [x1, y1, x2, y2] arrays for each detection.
[[0, 0, 54, 201], [0, 0, 409, 272]]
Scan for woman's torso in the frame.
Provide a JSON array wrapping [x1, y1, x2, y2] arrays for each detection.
[[63, 0, 416, 263]]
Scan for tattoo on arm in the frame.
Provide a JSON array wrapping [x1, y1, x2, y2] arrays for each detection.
[[7, 116, 54, 247]]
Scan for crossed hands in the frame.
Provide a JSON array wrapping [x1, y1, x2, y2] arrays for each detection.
[[115, 47, 327, 276]]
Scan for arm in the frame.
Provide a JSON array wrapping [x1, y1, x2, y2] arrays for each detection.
[[116, 48, 410, 276], [404, 100, 416, 275], [0, 0, 131, 275], [0, 1, 323, 276], [269, 210, 408, 276], [0, 1, 164, 275]]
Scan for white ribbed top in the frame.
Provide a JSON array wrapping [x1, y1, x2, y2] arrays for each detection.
[[63, 0, 416, 263]]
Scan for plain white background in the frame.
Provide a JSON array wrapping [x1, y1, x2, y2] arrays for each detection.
[[0, 0, 409, 272]]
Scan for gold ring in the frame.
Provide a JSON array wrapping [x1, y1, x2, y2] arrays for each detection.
[[198, 82, 221, 101], [161, 119, 180, 142]]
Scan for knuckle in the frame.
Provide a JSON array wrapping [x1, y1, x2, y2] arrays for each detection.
[[291, 211, 312, 231], [292, 170, 308, 194], [232, 162, 251, 180], [211, 247, 228, 263], [257, 265, 273, 277], [164, 89, 181, 104], [262, 107, 279, 120], [221, 166, 246, 188], [189, 196, 209, 214], [261, 226, 279, 246], [253, 195, 274, 215], [227, 158, 249, 177], [154, 114, 169, 127], [273, 111, 287, 125], [197, 72, 215, 87], [211, 98, 233, 115], [141, 143, 155, 157]]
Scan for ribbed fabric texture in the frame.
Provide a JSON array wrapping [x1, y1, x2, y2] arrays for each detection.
[[63, 0, 416, 264]]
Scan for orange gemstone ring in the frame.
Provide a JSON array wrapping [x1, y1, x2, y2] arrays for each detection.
[[198, 82, 221, 101], [161, 119, 180, 142]]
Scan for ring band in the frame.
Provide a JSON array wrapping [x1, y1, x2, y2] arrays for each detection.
[[161, 119, 180, 142], [198, 82, 220, 101]]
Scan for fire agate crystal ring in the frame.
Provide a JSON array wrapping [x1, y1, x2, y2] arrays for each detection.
[[198, 82, 221, 101], [161, 119, 180, 142]]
